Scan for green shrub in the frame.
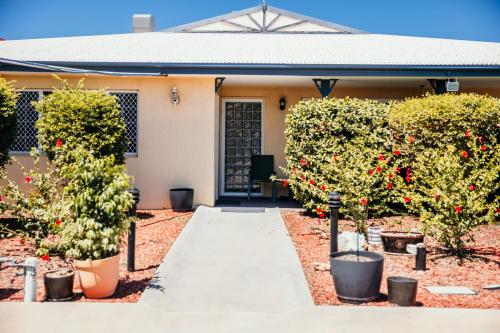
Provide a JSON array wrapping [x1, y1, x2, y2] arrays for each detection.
[[389, 93, 500, 151], [403, 133, 499, 255], [35, 78, 127, 164], [283, 97, 394, 216], [0, 78, 18, 168], [59, 147, 133, 260]]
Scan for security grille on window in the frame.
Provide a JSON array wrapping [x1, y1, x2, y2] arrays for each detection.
[[11, 91, 41, 152], [110, 92, 138, 154]]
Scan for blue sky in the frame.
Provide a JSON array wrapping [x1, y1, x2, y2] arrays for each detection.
[[0, 0, 499, 42]]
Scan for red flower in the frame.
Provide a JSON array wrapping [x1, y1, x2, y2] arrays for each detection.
[[299, 159, 307, 166], [300, 175, 306, 181], [408, 136, 415, 144], [321, 184, 327, 191], [376, 166, 383, 173], [468, 184, 475, 191], [477, 136, 483, 143], [497, 208, 500, 214], [405, 175, 411, 184], [454, 205, 462, 214], [393, 150, 401, 157], [464, 129, 471, 138], [368, 169, 374, 176], [404, 196, 411, 204], [54, 219, 62, 226], [55, 138, 63, 148], [40, 254, 50, 261], [332, 154, 338, 162], [378, 154, 385, 161], [24, 176, 31, 184], [283, 179, 288, 187], [386, 182, 393, 190], [434, 194, 440, 201], [309, 179, 316, 185], [395, 166, 401, 173], [481, 145, 487, 151], [388, 173, 395, 179], [318, 213, 326, 219], [360, 197, 368, 206], [316, 207, 323, 214], [461, 151, 468, 158]]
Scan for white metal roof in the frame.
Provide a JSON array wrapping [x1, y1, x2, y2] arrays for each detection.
[[0, 32, 499, 66]]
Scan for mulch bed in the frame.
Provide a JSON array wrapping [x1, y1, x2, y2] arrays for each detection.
[[282, 209, 500, 309], [0, 209, 192, 302]]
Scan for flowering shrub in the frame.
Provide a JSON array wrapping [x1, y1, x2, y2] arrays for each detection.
[[58, 147, 133, 260], [283, 98, 393, 216], [404, 131, 499, 255], [0, 78, 18, 168], [35, 77, 127, 164]]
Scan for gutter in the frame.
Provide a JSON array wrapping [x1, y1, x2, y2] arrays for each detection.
[[1, 58, 500, 77]]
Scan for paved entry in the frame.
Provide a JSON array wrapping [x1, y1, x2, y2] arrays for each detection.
[[140, 206, 313, 312]]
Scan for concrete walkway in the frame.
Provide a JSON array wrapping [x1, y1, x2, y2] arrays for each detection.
[[140, 206, 313, 312]]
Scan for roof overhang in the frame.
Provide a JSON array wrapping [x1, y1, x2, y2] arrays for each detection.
[[1, 60, 500, 77]]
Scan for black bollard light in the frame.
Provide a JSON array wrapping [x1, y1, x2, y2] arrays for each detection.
[[328, 192, 341, 256], [127, 187, 140, 272], [415, 243, 426, 271]]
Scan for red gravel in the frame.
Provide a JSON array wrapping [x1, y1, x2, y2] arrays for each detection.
[[282, 209, 500, 309], [0, 210, 191, 302]]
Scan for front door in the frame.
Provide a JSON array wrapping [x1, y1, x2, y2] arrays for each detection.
[[222, 99, 263, 196]]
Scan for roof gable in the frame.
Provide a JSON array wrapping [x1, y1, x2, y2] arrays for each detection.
[[163, 5, 365, 34]]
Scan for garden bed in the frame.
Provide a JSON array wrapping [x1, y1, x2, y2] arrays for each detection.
[[0, 209, 192, 302], [282, 209, 500, 309]]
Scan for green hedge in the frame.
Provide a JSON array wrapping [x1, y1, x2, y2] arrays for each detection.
[[35, 79, 127, 164], [0, 78, 18, 168]]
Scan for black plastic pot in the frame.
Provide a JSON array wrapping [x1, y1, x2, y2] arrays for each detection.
[[387, 276, 418, 306], [44, 269, 74, 301], [380, 231, 424, 255], [330, 251, 384, 304], [169, 188, 194, 212]]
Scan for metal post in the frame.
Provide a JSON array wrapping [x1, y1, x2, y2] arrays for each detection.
[[328, 192, 341, 256], [23, 257, 38, 302], [416, 243, 426, 271], [127, 187, 140, 272]]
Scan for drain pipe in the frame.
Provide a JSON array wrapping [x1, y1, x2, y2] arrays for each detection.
[[328, 192, 341, 256]]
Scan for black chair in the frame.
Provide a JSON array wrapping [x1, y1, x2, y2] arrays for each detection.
[[247, 155, 277, 202]]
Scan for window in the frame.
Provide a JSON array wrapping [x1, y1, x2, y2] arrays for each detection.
[[110, 92, 138, 154], [11, 90, 138, 154]]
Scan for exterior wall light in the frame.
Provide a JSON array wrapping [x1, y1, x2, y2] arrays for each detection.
[[279, 97, 286, 111], [171, 86, 180, 107]]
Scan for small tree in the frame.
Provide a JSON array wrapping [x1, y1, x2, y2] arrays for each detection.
[[35, 78, 127, 164], [59, 147, 133, 260], [0, 78, 18, 168]]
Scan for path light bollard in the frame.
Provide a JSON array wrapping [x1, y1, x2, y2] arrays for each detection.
[[416, 243, 426, 271], [328, 192, 341, 256], [127, 187, 140, 272]]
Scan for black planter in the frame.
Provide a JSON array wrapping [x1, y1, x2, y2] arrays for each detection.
[[380, 231, 424, 255], [44, 269, 74, 301], [387, 276, 418, 306], [330, 251, 384, 304], [169, 188, 194, 212]]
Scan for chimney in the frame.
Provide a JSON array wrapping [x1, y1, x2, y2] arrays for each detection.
[[132, 14, 155, 33]]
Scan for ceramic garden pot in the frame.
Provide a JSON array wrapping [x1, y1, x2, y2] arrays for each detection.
[[74, 254, 120, 299], [169, 188, 194, 212], [44, 269, 75, 301]]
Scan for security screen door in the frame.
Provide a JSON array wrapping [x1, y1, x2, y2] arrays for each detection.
[[222, 100, 263, 195]]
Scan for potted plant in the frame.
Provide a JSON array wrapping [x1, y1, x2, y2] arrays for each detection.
[[169, 188, 194, 212], [59, 148, 134, 298]]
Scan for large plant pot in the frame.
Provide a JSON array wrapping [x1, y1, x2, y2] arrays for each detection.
[[44, 269, 75, 301], [330, 251, 384, 304], [380, 231, 424, 255], [74, 254, 120, 299], [169, 188, 194, 212]]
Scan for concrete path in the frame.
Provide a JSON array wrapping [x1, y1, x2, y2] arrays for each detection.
[[2, 303, 499, 333], [140, 206, 313, 312]]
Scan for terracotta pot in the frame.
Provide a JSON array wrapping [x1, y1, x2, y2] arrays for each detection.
[[74, 254, 120, 299]]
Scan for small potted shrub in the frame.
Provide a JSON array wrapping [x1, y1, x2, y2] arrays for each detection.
[[59, 147, 133, 298]]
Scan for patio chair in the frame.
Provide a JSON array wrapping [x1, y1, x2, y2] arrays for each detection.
[[247, 155, 278, 202]]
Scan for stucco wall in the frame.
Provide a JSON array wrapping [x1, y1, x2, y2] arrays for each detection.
[[1, 74, 217, 209]]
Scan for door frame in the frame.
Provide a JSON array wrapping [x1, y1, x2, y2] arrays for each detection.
[[221, 98, 265, 197]]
